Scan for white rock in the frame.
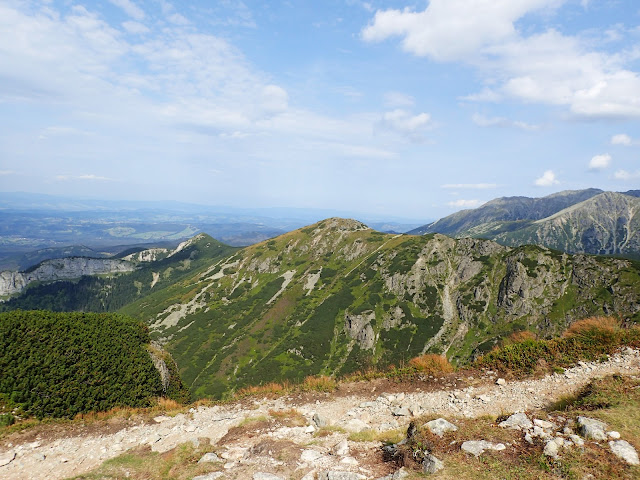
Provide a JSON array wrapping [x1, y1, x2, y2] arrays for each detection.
[[192, 473, 224, 480], [533, 419, 555, 430], [305, 425, 316, 433], [344, 419, 369, 432], [608, 431, 621, 439], [569, 435, 584, 447], [577, 416, 608, 441], [496, 378, 506, 386], [301, 449, 324, 463], [425, 418, 458, 437], [499, 412, 533, 430], [391, 406, 411, 417], [609, 440, 640, 465], [333, 439, 349, 456], [543, 440, 560, 458], [461, 440, 506, 457], [340, 456, 359, 466], [198, 452, 220, 463], [318, 471, 366, 480]]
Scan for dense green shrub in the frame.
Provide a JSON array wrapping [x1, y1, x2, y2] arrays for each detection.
[[0, 310, 163, 419]]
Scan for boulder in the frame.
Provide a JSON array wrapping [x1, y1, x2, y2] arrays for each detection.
[[577, 416, 607, 441], [425, 418, 458, 437], [198, 452, 220, 464], [422, 453, 444, 474], [313, 413, 330, 428], [499, 412, 533, 430]]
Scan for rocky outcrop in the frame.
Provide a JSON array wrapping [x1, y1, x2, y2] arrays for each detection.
[[0, 257, 135, 296]]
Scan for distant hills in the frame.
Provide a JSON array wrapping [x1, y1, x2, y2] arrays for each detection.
[[5, 218, 639, 400], [410, 189, 640, 258]]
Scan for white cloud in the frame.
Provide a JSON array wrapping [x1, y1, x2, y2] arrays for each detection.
[[384, 91, 415, 108], [363, 2, 640, 119], [611, 134, 633, 146], [122, 20, 149, 35], [362, 0, 559, 61], [588, 153, 611, 170], [614, 169, 640, 180], [442, 183, 497, 189], [0, 170, 15, 176], [534, 170, 559, 186], [378, 109, 433, 141], [447, 199, 482, 208], [472, 113, 539, 131], [109, 0, 145, 21]]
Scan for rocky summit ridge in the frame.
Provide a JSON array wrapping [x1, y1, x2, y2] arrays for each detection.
[[410, 189, 640, 259]]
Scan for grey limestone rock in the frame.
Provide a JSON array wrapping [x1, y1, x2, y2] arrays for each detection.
[[499, 412, 533, 430], [198, 452, 220, 463], [318, 472, 366, 480], [313, 413, 330, 428], [192, 473, 224, 480], [577, 416, 608, 441], [422, 453, 444, 474], [425, 418, 458, 437]]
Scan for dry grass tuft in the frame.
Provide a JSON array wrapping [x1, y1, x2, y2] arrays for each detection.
[[236, 381, 290, 398], [301, 375, 337, 392], [408, 354, 454, 375], [564, 316, 620, 338]]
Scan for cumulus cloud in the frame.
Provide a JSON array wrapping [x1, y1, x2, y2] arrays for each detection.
[[447, 199, 482, 208], [122, 20, 149, 35], [588, 153, 612, 171], [611, 134, 633, 146], [363, 1, 640, 119], [378, 109, 433, 141], [534, 170, 559, 186], [442, 183, 497, 189], [472, 113, 539, 131]]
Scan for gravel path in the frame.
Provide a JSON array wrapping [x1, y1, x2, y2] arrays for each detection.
[[2, 348, 639, 480]]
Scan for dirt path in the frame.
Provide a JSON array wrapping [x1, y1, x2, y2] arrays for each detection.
[[2, 347, 639, 480]]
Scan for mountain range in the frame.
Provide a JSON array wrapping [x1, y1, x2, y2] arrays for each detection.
[[5, 217, 639, 400], [410, 189, 640, 258]]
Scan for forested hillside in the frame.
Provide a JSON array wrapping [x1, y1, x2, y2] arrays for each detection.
[[0, 311, 182, 419]]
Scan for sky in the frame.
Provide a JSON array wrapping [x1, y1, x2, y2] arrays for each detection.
[[1, 0, 639, 220]]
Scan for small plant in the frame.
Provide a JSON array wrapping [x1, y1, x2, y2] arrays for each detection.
[[0, 413, 15, 427], [301, 375, 337, 392]]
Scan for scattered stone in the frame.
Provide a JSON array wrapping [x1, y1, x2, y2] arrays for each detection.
[[543, 438, 564, 458], [0, 451, 16, 467], [533, 419, 554, 430], [391, 406, 411, 417], [198, 452, 220, 463], [461, 440, 506, 457], [609, 440, 640, 465], [496, 378, 506, 386], [499, 412, 533, 430], [301, 449, 323, 463], [569, 435, 584, 447], [422, 453, 444, 474], [185, 424, 197, 433], [340, 456, 359, 466], [608, 431, 621, 440], [577, 416, 608, 441], [425, 418, 458, 437], [305, 425, 316, 433], [153, 415, 170, 423], [376, 467, 410, 480], [318, 471, 366, 480], [192, 473, 224, 480], [193, 473, 224, 480], [254, 473, 285, 480], [333, 439, 349, 456], [313, 413, 330, 428]]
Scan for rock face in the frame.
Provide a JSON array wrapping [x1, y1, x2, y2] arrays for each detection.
[[0, 257, 135, 296]]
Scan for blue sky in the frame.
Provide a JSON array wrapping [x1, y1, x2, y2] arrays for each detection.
[[1, 0, 639, 220]]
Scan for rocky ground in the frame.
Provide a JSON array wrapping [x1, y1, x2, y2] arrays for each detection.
[[2, 348, 640, 480]]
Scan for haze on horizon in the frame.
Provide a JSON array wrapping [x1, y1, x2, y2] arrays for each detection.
[[1, 0, 639, 220]]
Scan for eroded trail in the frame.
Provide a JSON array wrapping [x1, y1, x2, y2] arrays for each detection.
[[2, 348, 639, 480]]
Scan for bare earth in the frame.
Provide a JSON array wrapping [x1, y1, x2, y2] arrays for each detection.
[[1, 348, 639, 480]]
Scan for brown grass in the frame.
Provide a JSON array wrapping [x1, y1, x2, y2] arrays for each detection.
[[563, 316, 620, 338], [301, 375, 337, 392], [507, 330, 537, 344], [236, 381, 291, 398], [408, 354, 454, 375]]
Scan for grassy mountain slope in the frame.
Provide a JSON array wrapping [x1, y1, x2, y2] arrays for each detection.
[[118, 218, 640, 399]]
